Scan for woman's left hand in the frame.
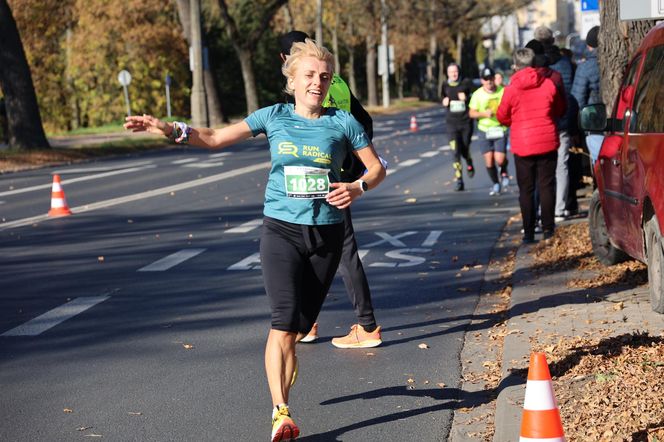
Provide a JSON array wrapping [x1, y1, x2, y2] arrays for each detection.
[[326, 182, 362, 209]]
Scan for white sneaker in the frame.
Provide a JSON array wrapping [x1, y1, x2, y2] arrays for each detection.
[[489, 183, 501, 196], [501, 175, 510, 189]]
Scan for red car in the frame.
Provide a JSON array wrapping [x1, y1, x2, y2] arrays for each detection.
[[580, 21, 664, 313]]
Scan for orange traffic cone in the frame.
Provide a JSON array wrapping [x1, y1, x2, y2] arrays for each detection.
[[48, 174, 72, 217], [409, 115, 418, 132], [519, 352, 566, 441]]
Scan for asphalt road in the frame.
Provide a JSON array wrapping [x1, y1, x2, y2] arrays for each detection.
[[0, 108, 520, 441]]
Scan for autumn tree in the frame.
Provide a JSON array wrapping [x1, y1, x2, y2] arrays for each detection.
[[0, 0, 50, 149], [599, 0, 657, 115], [68, 0, 190, 127], [215, 0, 288, 113], [175, 0, 227, 125]]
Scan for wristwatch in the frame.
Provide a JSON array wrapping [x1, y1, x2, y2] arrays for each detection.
[[357, 179, 368, 193]]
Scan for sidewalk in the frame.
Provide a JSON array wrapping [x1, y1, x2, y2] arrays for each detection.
[[451, 211, 664, 441]]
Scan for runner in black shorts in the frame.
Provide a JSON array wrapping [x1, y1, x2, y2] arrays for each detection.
[[124, 39, 386, 442]]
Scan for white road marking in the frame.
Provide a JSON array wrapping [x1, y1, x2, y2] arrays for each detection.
[[438, 145, 451, 151], [185, 161, 224, 168], [0, 164, 156, 197], [171, 158, 199, 164], [53, 160, 153, 174], [225, 218, 262, 234], [228, 252, 261, 270], [0, 161, 272, 231], [138, 248, 206, 272], [386, 168, 398, 176], [421, 230, 443, 247], [209, 152, 231, 158], [420, 151, 439, 158], [1, 296, 110, 336], [397, 159, 421, 167], [363, 231, 418, 248]]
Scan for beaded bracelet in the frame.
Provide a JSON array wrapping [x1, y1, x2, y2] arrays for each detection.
[[168, 121, 192, 144]]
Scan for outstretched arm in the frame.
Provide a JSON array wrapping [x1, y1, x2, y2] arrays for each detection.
[[124, 115, 253, 149]]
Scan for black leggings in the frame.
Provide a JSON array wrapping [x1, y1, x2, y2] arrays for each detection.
[[448, 121, 474, 165], [260, 216, 344, 333], [338, 207, 376, 329]]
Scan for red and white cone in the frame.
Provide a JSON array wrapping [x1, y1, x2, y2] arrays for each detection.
[[47, 174, 72, 217], [519, 352, 566, 441], [409, 115, 419, 132]]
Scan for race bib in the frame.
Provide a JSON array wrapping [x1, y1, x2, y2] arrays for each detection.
[[284, 166, 330, 199], [486, 126, 505, 140], [450, 100, 466, 113]]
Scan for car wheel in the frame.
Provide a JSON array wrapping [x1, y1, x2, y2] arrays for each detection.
[[588, 189, 627, 266], [645, 216, 664, 313]]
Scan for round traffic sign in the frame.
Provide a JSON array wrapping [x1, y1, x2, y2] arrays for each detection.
[[118, 70, 132, 86]]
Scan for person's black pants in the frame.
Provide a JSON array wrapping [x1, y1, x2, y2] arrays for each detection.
[[514, 151, 557, 236], [338, 207, 377, 329], [448, 121, 474, 175], [260, 217, 344, 333]]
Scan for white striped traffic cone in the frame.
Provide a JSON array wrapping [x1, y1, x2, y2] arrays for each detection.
[[409, 115, 418, 132], [47, 174, 72, 217], [519, 352, 566, 441]]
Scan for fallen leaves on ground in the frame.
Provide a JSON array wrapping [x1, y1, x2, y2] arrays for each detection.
[[536, 332, 664, 442], [531, 223, 647, 289]]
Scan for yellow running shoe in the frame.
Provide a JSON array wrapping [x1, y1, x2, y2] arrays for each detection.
[[331, 324, 382, 349], [271, 404, 299, 442]]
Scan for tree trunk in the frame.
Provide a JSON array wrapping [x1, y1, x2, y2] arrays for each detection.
[[437, 47, 446, 98], [599, 0, 656, 115], [237, 46, 259, 113], [175, 0, 226, 124], [347, 16, 358, 97], [0, 0, 50, 149], [366, 34, 378, 107]]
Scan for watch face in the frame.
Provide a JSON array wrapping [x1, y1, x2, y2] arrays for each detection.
[[361, 180, 368, 191]]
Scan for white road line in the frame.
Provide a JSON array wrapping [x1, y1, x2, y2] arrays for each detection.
[[420, 151, 439, 158], [185, 161, 225, 168], [138, 248, 206, 272], [386, 168, 398, 176], [438, 145, 451, 151], [397, 159, 421, 167], [0, 165, 156, 197], [1, 296, 110, 336], [171, 158, 199, 164], [209, 152, 231, 158], [228, 252, 261, 270], [225, 218, 262, 234], [0, 161, 272, 231], [53, 161, 153, 174], [421, 230, 443, 247]]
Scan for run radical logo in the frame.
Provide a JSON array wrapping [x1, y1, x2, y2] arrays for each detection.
[[278, 141, 331, 164]]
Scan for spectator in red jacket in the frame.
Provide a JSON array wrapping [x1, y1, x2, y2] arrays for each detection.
[[497, 48, 566, 243]]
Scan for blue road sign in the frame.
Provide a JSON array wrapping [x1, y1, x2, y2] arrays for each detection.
[[582, 0, 599, 12]]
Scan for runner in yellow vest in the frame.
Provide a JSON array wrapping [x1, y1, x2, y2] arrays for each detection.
[[279, 30, 382, 350]]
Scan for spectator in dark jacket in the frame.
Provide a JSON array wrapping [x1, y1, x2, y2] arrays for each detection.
[[536, 27, 579, 220], [497, 48, 566, 243], [572, 26, 602, 164]]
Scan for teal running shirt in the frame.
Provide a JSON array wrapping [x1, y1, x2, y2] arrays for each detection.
[[245, 103, 369, 225]]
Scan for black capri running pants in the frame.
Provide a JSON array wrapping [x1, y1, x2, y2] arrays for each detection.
[[260, 216, 344, 333]]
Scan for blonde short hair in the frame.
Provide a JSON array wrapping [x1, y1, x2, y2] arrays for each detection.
[[282, 39, 335, 95]]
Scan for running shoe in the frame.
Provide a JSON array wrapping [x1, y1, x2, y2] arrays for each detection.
[[299, 323, 318, 343], [454, 179, 465, 191], [271, 404, 299, 442], [467, 163, 475, 178], [331, 324, 382, 349], [489, 183, 501, 196], [501, 174, 509, 190]]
